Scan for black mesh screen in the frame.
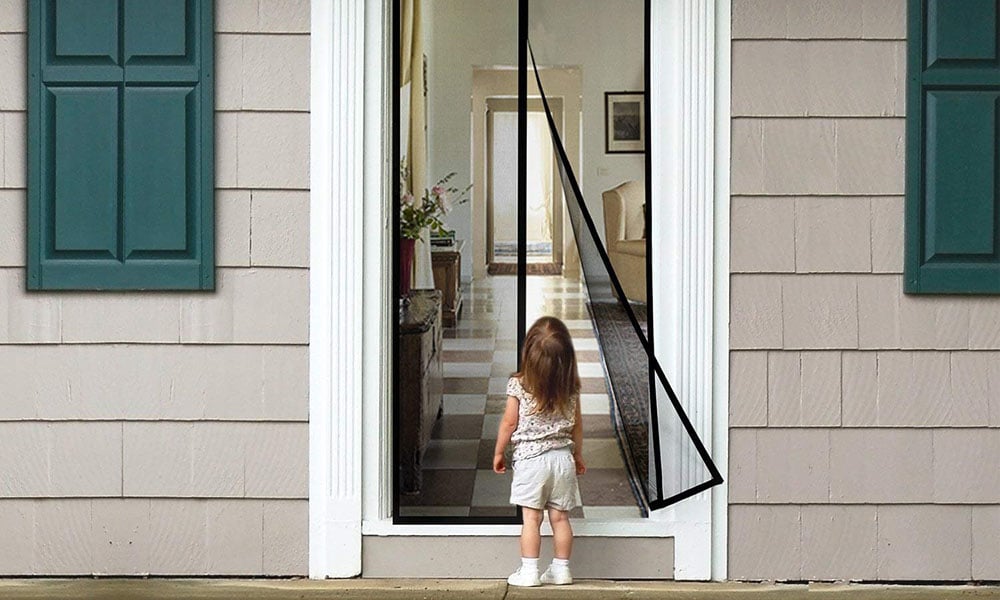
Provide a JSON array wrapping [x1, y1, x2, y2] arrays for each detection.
[[530, 46, 722, 510]]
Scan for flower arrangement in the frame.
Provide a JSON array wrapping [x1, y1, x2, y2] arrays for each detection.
[[399, 168, 472, 240]]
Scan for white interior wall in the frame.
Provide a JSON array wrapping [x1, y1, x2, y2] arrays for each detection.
[[425, 0, 645, 280]]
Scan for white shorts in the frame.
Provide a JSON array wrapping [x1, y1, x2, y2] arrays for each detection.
[[509, 447, 580, 512]]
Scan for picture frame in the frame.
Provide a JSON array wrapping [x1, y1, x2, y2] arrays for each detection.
[[605, 91, 645, 154]]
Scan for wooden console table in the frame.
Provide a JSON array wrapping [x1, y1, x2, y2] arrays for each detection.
[[431, 240, 464, 327], [398, 290, 443, 494]]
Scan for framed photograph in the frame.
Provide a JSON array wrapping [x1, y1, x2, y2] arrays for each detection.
[[605, 91, 645, 154]]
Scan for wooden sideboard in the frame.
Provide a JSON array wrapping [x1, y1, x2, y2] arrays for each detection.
[[431, 240, 463, 327], [398, 290, 443, 494]]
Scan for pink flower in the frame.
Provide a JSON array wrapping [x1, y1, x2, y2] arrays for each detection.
[[431, 185, 445, 197], [401, 193, 415, 206], [436, 192, 453, 213]]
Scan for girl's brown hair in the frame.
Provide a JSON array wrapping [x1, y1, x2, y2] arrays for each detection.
[[514, 316, 581, 416]]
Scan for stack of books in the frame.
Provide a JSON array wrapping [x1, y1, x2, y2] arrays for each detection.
[[430, 230, 456, 248]]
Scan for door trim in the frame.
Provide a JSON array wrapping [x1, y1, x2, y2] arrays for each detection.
[[712, 1, 732, 581], [309, 0, 731, 580], [308, 0, 367, 579], [648, 0, 731, 581]]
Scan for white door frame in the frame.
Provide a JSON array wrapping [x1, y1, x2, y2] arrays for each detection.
[[309, 0, 730, 580]]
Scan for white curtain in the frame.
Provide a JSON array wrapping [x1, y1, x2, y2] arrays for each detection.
[[527, 112, 553, 244], [400, 0, 434, 289]]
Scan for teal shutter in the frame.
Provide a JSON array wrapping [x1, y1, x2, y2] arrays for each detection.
[[27, 0, 214, 290], [906, 0, 1000, 293]]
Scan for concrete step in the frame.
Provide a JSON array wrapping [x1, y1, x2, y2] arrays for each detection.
[[0, 580, 999, 600]]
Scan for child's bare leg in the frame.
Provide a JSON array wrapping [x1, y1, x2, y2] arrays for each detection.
[[548, 508, 573, 559], [520, 507, 543, 558]]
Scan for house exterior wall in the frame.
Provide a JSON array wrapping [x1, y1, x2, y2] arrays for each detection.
[[0, 0, 310, 575], [729, 0, 1000, 581]]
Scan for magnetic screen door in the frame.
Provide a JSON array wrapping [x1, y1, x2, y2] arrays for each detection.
[[392, 0, 720, 525]]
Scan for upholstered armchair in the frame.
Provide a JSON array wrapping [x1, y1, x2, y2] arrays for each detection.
[[602, 181, 647, 303]]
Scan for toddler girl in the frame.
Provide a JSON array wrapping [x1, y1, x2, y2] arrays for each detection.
[[493, 316, 585, 587]]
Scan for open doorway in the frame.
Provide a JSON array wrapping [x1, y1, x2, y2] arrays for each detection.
[[389, 0, 721, 526], [486, 100, 564, 275], [310, 0, 731, 579], [471, 67, 582, 281]]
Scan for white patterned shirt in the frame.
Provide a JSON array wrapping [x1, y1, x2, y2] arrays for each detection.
[[507, 376, 577, 463]]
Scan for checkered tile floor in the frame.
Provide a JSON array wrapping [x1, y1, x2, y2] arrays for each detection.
[[398, 275, 643, 519]]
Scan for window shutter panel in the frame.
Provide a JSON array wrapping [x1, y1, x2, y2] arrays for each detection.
[[28, 0, 214, 290], [906, 0, 1000, 294]]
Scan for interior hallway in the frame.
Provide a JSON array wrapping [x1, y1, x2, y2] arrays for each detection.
[[398, 275, 642, 519]]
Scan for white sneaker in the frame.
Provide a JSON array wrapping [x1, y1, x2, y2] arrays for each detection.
[[540, 566, 573, 585], [507, 566, 541, 587]]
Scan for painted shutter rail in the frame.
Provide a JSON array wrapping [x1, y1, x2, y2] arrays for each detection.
[[905, 0, 1000, 293], [28, 0, 214, 290]]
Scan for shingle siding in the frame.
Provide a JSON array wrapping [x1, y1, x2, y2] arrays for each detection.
[[0, 498, 305, 576], [730, 0, 1000, 582], [0, 0, 309, 575]]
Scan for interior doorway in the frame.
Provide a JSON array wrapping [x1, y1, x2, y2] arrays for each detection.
[[471, 67, 582, 281], [486, 99, 564, 275]]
